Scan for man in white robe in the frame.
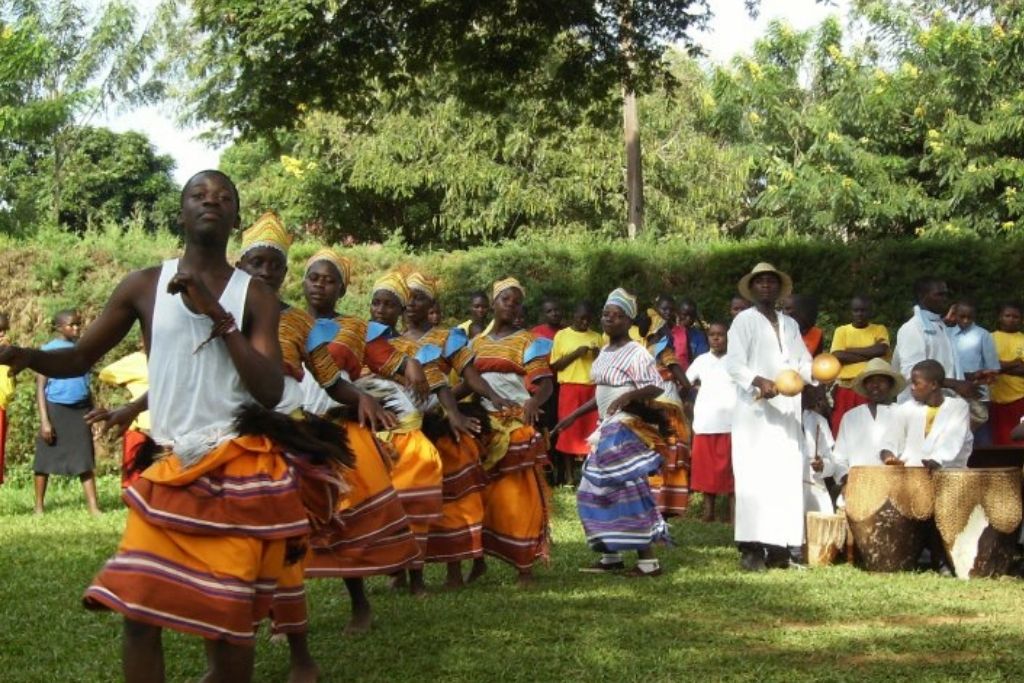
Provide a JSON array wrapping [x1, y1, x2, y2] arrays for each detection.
[[727, 262, 814, 571], [891, 277, 974, 403]]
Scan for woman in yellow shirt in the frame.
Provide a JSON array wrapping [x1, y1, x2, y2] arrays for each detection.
[[990, 302, 1024, 444], [549, 302, 602, 485]]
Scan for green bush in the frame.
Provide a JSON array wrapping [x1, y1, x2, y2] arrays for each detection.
[[3, 226, 1023, 474]]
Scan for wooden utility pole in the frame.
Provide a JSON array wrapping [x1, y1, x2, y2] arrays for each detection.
[[620, 1, 643, 239], [623, 88, 643, 239]]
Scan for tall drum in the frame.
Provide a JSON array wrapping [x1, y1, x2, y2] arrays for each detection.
[[845, 466, 934, 572], [933, 468, 1022, 579]]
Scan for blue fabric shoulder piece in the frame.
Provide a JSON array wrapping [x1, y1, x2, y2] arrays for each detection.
[[524, 337, 554, 363], [652, 337, 670, 359], [307, 318, 340, 353], [366, 321, 396, 342], [416, 343, 443, 365], [444, 327, 469, 356]]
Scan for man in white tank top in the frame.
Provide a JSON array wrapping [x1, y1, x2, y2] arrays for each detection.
[[0, 170, 298, 682]]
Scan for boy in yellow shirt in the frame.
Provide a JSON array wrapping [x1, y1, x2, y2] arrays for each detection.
[[0, 313, 13, 485], [549, 301, 602, 485], [830, 295, 890, 435], [94, 349, 150, 487]]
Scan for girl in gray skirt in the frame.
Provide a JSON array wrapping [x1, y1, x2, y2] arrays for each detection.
[[34, 310, 99, 515]]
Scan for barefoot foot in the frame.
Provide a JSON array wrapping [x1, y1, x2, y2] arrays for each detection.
[[344, 607, 373, 636], [287, 660, 320, 683], [467, 558, 487, 583]]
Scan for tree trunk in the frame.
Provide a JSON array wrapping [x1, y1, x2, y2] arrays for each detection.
[[623, 88, 643, 239]]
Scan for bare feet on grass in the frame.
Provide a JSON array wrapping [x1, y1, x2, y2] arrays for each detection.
[[467, 558, 487, 583], [344, 606, 373, 636]]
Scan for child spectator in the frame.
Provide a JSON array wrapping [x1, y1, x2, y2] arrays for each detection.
[[550, 301, 602, 485], [531, 297, 563, 340], [95, 348, 150, 488], [458, 290, 491, 340], [655, 294, 689, 371], [0, 312, 12, 485], [946, 300, 999, 444], [783, 294, 824, 356], [678, 298, 709, 363], [729, 295, 751, 319], [427, 301, 443, 326], [990, 302, 1024, 444], [685, 321, 735, 523], [829, 295, 890, 435], [34, 309, 100, 515], [801, 385, 835, 514]]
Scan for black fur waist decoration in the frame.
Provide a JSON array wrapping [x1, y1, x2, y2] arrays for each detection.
[[234, 404, 354, 469]]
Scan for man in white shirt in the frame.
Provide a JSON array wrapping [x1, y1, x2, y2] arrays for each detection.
[[892, 277, 976, 403]]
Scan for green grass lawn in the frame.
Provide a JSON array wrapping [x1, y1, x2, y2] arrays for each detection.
[[2, 475, 1023, 682]]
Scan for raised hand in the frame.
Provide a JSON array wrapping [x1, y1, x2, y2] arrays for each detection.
[[85, 405, 140, 439], [167, 271, 221, 318]]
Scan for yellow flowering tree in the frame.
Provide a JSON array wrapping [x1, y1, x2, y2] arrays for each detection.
[[707, 2, 1024, 239]]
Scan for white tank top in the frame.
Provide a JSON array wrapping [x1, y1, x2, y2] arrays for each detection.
[[148, 259, 254, 463]]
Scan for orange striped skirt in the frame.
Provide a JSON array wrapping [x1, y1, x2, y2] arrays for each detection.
[[305, 421, 420, 578], [83, 435, 309, 646], [424, 433, 487, 563], [482, 422, 551, 570], [388, 430, 443, 568], [650, 404, 691, 518]]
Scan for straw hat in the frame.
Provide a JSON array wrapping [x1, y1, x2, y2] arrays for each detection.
[[737, 262, 793, 301], [852, 358, 906, 399]]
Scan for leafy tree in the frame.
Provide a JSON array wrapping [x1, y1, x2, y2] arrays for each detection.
[[0, 0, 169, 234], [53, 126, 177, 231], [707, 0, 1024, 239], [174, 1, 709, 135], [220, 55, 748, 246]]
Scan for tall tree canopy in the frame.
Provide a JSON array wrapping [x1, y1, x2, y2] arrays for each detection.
[[176, 0, 710, 136]]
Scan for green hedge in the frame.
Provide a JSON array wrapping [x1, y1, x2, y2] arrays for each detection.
[[3, 227, 1023, 475]]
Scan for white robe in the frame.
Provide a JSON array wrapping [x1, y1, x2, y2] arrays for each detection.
[[892, 306, 962, 403], [880, 395, 973, 468], [832, 403, 896, 483], [726, 307, 813, 547], [801, 411, 835, 514]]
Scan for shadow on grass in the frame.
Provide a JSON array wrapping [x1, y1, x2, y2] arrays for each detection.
[[1, 484, 1022, 682]]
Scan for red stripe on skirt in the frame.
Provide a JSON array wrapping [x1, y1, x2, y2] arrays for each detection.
[[122, 429, 147, 489]]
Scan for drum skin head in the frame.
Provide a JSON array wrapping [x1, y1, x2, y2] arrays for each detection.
[[933, 468, 1023, 579]]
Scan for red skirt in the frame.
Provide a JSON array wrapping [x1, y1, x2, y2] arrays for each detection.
[[0, 408, 6, 485], [990, 397, 1024, 445], [122, 429, 147, 489], [830, 386, 869, 436], [689, 433, 733, 494], [555, 383, 597, 456]]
